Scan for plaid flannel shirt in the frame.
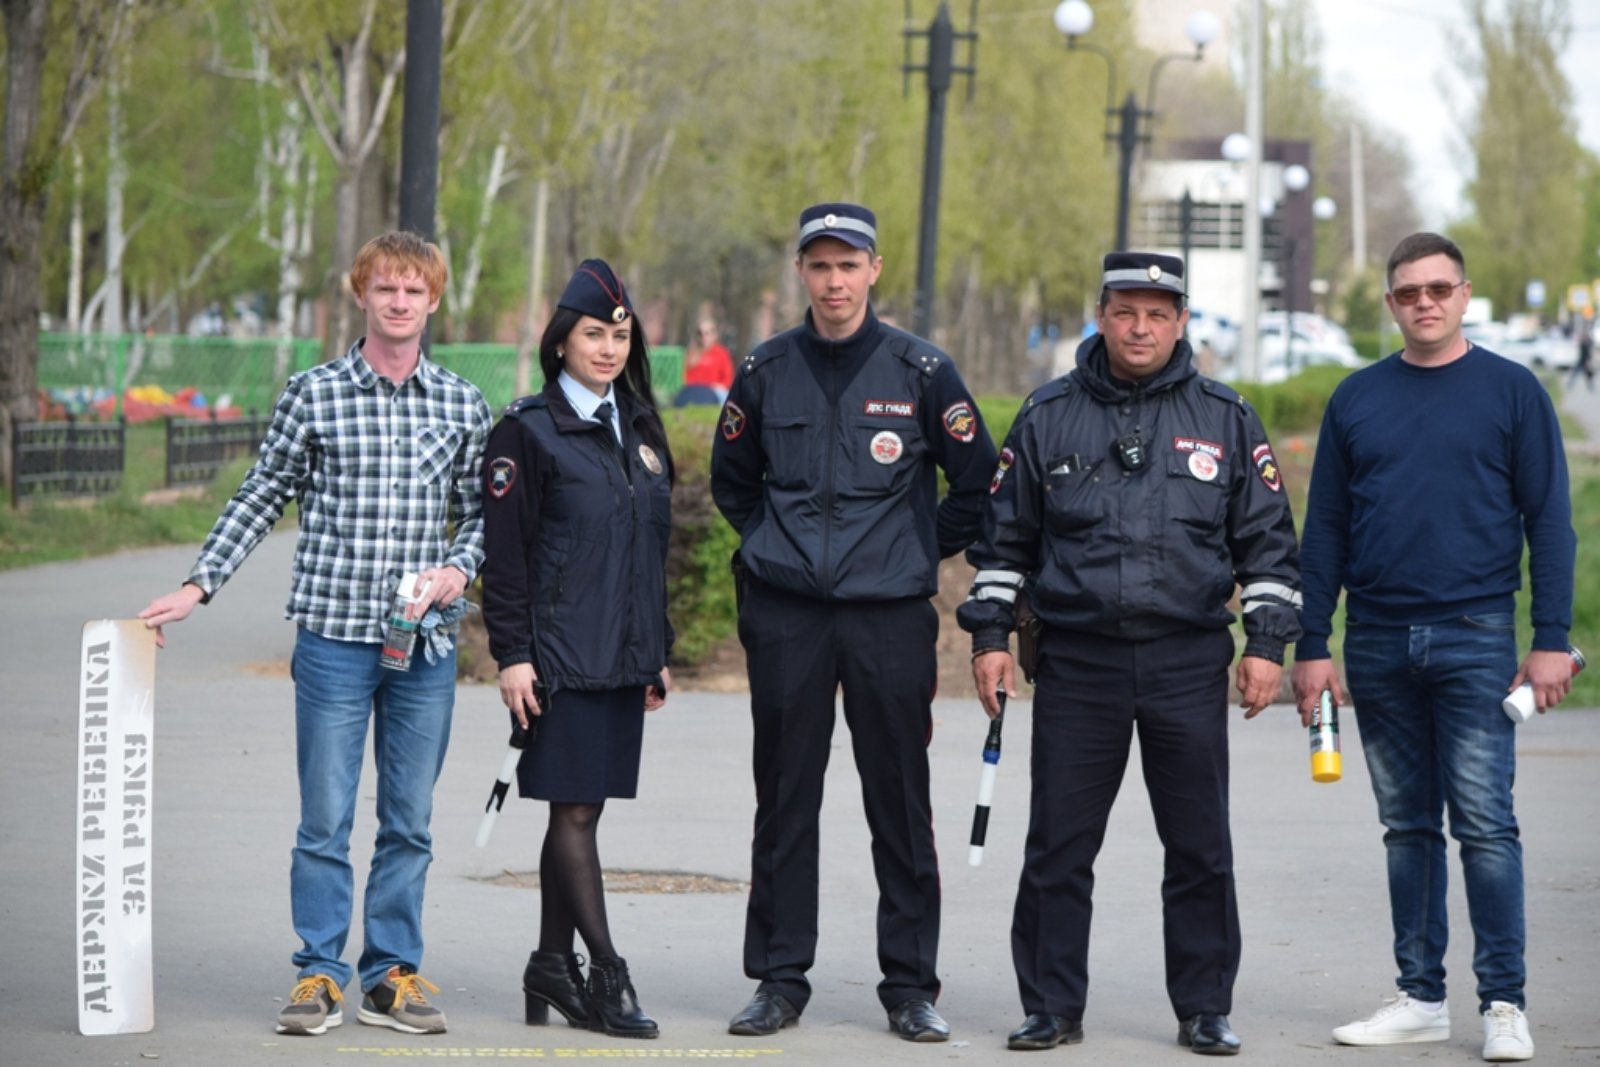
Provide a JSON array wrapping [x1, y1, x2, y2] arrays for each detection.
[[186, 341, 491, 642]]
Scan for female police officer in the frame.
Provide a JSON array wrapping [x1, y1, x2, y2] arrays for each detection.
[[480, 259, 673, 1040]]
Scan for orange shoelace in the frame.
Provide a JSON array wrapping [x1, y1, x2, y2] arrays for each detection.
[[389, 970, 440, 1005], [288, 974, 342, 1005]]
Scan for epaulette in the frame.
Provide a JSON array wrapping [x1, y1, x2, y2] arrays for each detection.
[[740, 338, 789, 376], [1019, 371, 1076, 417], [1199, 377, 1250, 411], [502, 394, 547, 418], [883, 331, 942, 378]]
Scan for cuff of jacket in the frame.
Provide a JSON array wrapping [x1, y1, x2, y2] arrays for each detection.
[[494, 648, 532, 672], [1243, 636, 1286, 665], [969, 627, 1011, 658]]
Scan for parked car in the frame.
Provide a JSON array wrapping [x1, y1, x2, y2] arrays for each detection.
[[1187, 308, 1241, 363], [1500, 329, 1578, 371]]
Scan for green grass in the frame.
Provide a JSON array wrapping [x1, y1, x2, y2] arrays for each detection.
[[0, 423, 257, 569]]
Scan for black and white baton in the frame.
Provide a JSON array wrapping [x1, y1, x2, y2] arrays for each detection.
[[475, 718, 530, 848], [968, 689, 1008, 867]]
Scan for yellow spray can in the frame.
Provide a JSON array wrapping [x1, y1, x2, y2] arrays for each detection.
[[1310, 689, 1342, 783]]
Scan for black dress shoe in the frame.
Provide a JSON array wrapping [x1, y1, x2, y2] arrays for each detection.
[[728, 990, 800, 1036], [522, 950, 588, 1027], [1178, 1013, 1241, 1055], [585, 956, 658, 1039], [887, 998, 950, 1043], [1008, 1013, 1084, 1050]]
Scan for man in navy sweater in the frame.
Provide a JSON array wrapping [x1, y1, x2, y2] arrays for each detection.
[[1291, 233, 1576, 1063]]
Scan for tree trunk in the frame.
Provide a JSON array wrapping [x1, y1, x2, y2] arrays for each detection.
[[515, 173, 549, 398], [69, 145, 83, 332], [103, 56, 127, 336], [0, 0, 51, 490]]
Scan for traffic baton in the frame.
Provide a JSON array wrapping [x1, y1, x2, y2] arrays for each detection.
[[475, 717, 530, 848], [968, 689, 1008, 867]]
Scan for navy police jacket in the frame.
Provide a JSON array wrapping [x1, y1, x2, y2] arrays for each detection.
[[711, 307, 997, 602], [958, 334, 1302, 661], [480, 384, 674, 693]]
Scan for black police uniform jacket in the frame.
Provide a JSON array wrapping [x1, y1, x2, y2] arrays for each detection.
[[958, 333, 1302, 660], [710, 307, 997, 601], [480, 384, 674, 693]]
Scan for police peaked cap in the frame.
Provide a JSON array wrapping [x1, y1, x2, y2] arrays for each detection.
[[557, 258, 634, 324], [1101, 252, 1186, 297], [797, 202, 878, 252]]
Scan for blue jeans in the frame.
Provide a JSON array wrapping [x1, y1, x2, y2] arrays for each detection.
[[1343, 613, 1524, 1012], [288, 627, 456, 992]]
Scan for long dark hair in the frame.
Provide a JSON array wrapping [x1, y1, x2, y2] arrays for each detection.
[[538, 307, 659, 410]]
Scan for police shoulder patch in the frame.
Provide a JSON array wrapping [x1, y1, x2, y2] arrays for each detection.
[[1253, 442, 1282, 492], [488, 456, 517, 498], [942, 400, 978, 443], [721, 401, 747, 441]]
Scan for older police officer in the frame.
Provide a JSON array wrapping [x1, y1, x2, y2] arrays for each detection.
[[711, 202, 997, 1043], [958, 252, 1301, 1055]]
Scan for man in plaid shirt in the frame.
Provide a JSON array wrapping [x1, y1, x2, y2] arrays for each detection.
[[139, 232, 490, 1037]]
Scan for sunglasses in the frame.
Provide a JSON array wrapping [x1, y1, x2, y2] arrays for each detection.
[[1390, 281, 1466, 306]]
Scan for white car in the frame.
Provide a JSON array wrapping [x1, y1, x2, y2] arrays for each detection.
[[1252, 321, 1365, 383]]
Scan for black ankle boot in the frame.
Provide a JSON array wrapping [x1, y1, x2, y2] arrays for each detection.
[[585, 956, 658, 1039], [523, 951, 588, 1027]]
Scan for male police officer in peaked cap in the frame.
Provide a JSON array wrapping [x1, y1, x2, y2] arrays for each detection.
[[958, 252, 1302, 1055], [711, 202, 997, 1043]]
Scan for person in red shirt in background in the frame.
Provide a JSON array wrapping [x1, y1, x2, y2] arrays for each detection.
[[676, 317, 734, 406]]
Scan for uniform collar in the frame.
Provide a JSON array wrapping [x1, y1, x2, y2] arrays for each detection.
[[801, 305, 882, 360], [557, 370, 618, 420], [1073, 333, 1197, 402]]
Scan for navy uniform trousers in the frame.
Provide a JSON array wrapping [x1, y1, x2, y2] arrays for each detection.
[[1017, 625, 1240, 1021], [737, 578, 942, 1013]]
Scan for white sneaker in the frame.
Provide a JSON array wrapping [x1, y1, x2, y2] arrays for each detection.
[[1482, 1001, 1534, 1062], [1332, 991, 1450, 1045]]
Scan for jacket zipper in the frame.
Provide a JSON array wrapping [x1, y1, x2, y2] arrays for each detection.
[[820, 347, 838, 597]]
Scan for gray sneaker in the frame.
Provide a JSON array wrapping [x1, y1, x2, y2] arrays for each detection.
[[275, 974, 344, 1036], [357, 966, 447, 1034]]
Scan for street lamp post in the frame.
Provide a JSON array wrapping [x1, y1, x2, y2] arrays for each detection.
[[1279, 163, 1309, 374], [904, 1, 978, 341], [1053, 0, 1218, 252]]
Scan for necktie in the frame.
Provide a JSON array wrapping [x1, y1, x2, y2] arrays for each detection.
[[594, 400, 620, 448]]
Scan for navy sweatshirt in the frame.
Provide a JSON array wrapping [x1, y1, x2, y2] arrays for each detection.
[[1296, 347, 1575, 659]]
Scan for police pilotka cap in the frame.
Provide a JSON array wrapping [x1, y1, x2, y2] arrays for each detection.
[[557, 258, 634, 324], [797, 202, 877, 252], [1101, 251, 1186, 296]]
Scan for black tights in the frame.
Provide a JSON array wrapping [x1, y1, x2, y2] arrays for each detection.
[[538, 801, 614, 960]]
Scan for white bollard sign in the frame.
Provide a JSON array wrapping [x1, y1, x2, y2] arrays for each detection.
[[76, 620, 157, 1035]]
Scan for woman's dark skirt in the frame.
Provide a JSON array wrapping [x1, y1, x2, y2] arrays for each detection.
[[516, 685, 646, 802]]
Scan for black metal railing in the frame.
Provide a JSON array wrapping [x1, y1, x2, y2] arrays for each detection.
[[10, 417, 125, 506], [164, 411, 270, 488]]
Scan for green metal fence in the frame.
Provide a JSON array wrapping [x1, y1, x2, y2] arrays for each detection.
[[37, 334, 687, 420]]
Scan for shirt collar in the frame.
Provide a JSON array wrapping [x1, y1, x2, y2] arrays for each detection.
[[346, 338, 436, 392], [557, 370, 617, 421]]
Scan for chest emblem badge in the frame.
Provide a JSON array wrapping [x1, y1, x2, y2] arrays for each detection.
[[870, 430, 904, 465], [1187, 450, 1219, 482], [637, 444, 663, 475]]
